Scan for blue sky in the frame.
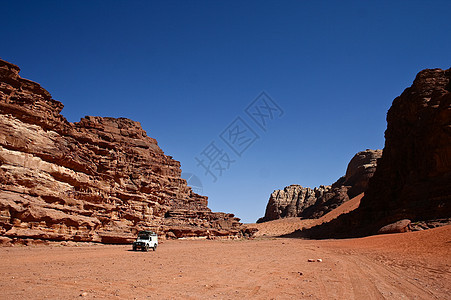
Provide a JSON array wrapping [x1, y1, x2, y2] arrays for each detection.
[[1, 1, 450, 222]]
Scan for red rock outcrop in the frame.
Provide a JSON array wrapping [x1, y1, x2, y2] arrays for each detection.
[[258, 149, 382, 223], [303, 68, 451, 238], [0, 59, 242, 244], [359, 68, 451, 229]]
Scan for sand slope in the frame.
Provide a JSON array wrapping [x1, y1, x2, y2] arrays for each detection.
[[252, 193, 364, 237]]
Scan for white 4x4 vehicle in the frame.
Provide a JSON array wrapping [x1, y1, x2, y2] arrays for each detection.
[[132, 231, 158, 252]]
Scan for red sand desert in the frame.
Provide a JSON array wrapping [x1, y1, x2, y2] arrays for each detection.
[[1, 224, 450, 299]]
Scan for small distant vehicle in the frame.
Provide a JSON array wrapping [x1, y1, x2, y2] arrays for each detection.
[[132, 231, 158, 252]]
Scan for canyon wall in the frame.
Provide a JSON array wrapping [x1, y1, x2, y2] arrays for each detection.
[[0, 59, 242, 244], [304, 68, 451, 238], [358, 68, 451, 228]]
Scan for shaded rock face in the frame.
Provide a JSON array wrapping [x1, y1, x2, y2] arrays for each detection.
[[258, 149, 382, 222], [0, 59, 242, 243], [359, 68, 451, 227], [302, 68, 451, 239]]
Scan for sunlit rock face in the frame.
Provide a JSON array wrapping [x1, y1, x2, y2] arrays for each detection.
[[0, 59, 242, 244]]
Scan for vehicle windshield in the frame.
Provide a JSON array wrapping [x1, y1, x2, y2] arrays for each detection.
[[138, 235, 149, 240]]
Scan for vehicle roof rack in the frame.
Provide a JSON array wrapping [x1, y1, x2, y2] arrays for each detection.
[[138, 230, 157, 235]]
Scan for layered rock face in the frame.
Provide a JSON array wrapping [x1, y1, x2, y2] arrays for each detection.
[[0, 59, 241, 244], [359, 68, 451, 227], [258, 149, 382, 222], [260, 185, 331, 222]]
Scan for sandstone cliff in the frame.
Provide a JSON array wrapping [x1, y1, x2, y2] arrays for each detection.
[[359, 68, 451, 228], [303, 68, 451, 238], [0, 59, 242, 244], [258, 149, 382, 223]]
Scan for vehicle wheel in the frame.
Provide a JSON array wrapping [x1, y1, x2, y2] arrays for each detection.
[[144, 244, 149, 252], [153, 245, 157, 251]]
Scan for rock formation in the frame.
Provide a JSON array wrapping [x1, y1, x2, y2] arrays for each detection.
[[343, 149, 382, 198], [303, 67, 451, 238], [258, 149, 382, 222], [0, 58, 242, 244], [259, 185, 331, 222], [358, 68, 451, 229]]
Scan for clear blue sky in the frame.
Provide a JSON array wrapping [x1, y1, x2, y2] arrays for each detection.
[[1, 1, 450, 222]]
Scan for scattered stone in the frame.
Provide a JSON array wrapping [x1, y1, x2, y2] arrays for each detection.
[[242, 227, 259, 238], [0, 236, 12, 246], [166, 232, 177, 239]]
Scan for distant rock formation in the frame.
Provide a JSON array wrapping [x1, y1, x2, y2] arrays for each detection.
[[303, 67, 451, 238], [259, 185, 331, 222], [0, 59, 242, 244], [257, 149, 382, 223], [343, 149, 382, 198]]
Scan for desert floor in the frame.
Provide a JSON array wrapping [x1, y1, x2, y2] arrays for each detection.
[[1, 225, 450, 299]]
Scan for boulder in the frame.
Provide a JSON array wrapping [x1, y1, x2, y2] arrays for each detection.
[[378, 219, 411, 234]]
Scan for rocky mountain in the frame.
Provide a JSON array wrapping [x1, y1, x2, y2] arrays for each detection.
[[0, 59, 242, 244], [303, 68, 451, 238], [258, 149, 382, 223], [358, 68, 451, 229]]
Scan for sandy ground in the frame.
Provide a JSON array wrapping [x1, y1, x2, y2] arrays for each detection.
[[1, 224, 450, 299]]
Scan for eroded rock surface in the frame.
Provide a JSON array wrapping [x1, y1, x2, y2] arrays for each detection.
[[258, 149, 382, 222], [303, 68, 451, 238], [0, 59, 242, 244], [359, 68, 451, 229]]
